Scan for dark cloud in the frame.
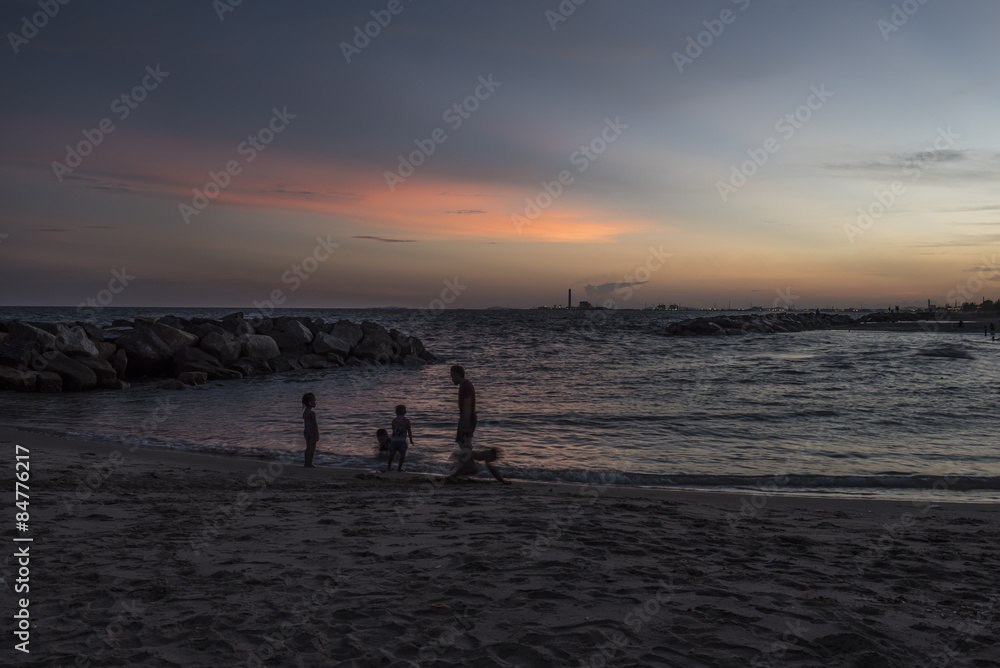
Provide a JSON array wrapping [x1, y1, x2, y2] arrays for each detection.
[[62, 173, 137, 194], [270, 188, 362, 200], [823, 150, 969, 174], [445, 209, 485, 214], [944, 205, 1000, 213], [352, 236, 419, 243]]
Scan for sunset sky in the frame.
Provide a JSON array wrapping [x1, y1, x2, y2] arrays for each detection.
[[2, 0, 999, 309]]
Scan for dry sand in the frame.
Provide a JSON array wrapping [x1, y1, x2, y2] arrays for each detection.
[[2, 426, 999, 667]]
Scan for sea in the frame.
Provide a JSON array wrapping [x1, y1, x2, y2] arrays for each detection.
[[2, 306, 1000, 502]]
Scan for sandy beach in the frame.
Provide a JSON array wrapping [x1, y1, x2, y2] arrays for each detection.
[[3, 426, 999, 667]]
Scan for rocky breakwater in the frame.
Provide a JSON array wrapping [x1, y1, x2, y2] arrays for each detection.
[[665, 312, 855, 336], [0, 313, 437, 393]]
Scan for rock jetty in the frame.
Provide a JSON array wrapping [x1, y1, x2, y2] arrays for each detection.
[[0, 313, 437, 393], [665, 312, 854, 336]]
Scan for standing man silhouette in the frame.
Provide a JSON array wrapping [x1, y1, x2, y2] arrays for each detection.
[[445, 365, 509, 484]]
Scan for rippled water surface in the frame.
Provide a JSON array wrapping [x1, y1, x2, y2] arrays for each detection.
[[3, 306, 999, 499]]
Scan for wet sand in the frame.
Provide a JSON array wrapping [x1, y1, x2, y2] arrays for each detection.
[[3, 426, 999, 667]]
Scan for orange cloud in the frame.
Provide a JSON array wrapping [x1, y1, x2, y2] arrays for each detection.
[[3, 116, 655, 242]]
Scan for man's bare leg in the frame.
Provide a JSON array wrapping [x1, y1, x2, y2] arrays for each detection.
[[486, 462, 510, 484]]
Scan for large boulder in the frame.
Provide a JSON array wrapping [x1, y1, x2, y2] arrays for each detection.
[[0, 366, 35, 392], [115, 328, 174, 377], [24, 321, 59, 335], [173, 346, 222, 369], [74, 357, 120, 389], [199, 332, 242, 365], [189, 322, 227, 339], [258, 318, 313, 351], [352, 322, 396, 365], [390, 328, 436, 361], [110, 349, 128, 379], [402, 354, 426, 366], [306, 318, 327, 338], [0, 339, 37, 368], [77, 322, 104, 342], [227, 357, 272, 377], [298, 353, 339, 369], [39, 352, 97, 391], [240, 334, 280, 360], [8, 321, 58, 349], [158, 379, 187, 391], [329, 320, 363, 348], [55, 325, 100, 358], [146, 322, 198, 354], [36, 371, 63, 393], [156, 315, 190, 331], [269, 354, 303, 373], [177, 371, 208, 386], [173, 347, 243, 380], [94, 341, 117, 360], [312, 332, 351, 358], [219, 312, 254, 337], [100, 327, 132, 343]]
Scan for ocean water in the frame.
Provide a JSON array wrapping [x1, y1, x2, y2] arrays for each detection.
[[2, 306, 1000, 501]]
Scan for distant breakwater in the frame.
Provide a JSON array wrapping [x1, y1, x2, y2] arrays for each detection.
[[665, 312, 855, 336], [0, 313, 437, 393]]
